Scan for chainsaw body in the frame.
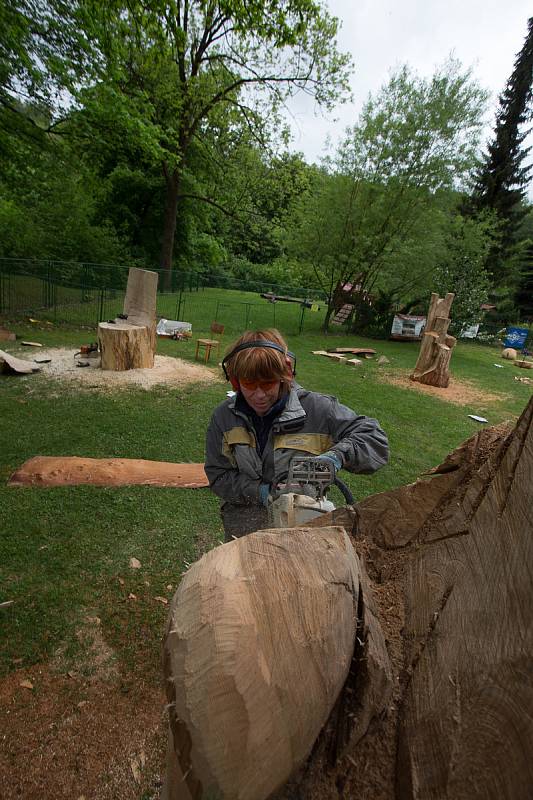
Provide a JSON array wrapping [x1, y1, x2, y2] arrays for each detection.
[[268, 456, 337, 528]]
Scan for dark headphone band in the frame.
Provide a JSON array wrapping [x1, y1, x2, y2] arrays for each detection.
[[222, 340, 296, 379]]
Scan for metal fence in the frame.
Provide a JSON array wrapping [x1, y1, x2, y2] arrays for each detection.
[[0, 258, 329, 337], [1, 258, 531, 347]]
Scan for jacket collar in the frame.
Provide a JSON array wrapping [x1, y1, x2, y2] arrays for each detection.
[[228, 382, 306, 427]]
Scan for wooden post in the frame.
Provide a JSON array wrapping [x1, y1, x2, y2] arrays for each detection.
[[411, 293, 456, 388], [98, 267, 158, 371]]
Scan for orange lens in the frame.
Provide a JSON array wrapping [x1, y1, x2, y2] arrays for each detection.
[[239, 379, 279, 392]]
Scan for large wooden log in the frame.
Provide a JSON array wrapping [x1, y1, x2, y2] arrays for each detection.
[[0, 349, 40, 374], [396, 396, 533, 799], [97, 267, 158, 370], [411, 293, 456, 388], [98, 321, 154, 370], [7, 457, 208, 488], [162, 526, 362, 800]]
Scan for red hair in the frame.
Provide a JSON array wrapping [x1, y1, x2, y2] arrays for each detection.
[[224, 329, 293, 383]]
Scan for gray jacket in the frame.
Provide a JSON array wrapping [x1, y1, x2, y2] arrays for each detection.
[[205, 384, 389, 504]]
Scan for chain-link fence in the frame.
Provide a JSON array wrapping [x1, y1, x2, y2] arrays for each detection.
[[0, 258, 329, 337], [1, 258, 531, 347]]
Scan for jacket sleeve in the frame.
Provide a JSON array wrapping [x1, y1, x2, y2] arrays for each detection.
[[326, 398, 389, 474], [204, 413, 262, 503]]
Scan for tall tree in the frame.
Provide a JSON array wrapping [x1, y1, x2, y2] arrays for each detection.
[[288, 62, 489, 330], [469, 16, 533, 283], [77, 0, 351, 287]]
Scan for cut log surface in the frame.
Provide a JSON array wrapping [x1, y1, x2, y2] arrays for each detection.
[[163, 526, 361, 800], [397, 396, 533, 800], [0, 349, 40, 374], [98, 321, 154, 370], [7, 456, 208, 488]]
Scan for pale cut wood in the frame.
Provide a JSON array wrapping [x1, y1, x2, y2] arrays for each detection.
[[163, 526, 361, 800], [397, 396, 533, 799], [123, 267, 158, 327], [97, 267, 158, 370], [0, 349, 40, 374], [411, 293, 456, 388], [7, 456, 208, 488], [123, 267, 158, 354], [98, 321, 154, 370]]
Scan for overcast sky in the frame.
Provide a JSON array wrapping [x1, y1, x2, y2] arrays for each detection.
[[285, 0, 532, 166]]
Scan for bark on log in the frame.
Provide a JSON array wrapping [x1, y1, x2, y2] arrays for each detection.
[[0, 348, 40, 374], [396, 396, 533, 800], [7, 457, 208, 488], [411, 293, 456, 388], [98, 321, 154, 370], [162, 526, 365, 800]]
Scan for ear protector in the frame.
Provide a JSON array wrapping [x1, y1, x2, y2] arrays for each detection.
[[222, 340, 296, 392]]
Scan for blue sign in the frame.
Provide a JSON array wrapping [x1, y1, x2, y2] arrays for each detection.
[[503, 327, 529, 349]]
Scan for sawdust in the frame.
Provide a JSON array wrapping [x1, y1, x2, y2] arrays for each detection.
[[377, 369, 507, 407], [15, 347, 219, 391], [0, 663, 166, 800]]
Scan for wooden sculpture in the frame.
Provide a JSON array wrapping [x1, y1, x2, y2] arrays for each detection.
[[161, 526, 391, 800], [98, 267, 158, 370], [411, 292, 456, 388]]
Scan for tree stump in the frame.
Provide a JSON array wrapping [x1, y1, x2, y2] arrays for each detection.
[[98, 321, 154, 370], [98, 267, 158, 370], [411, 293, 456, 388]]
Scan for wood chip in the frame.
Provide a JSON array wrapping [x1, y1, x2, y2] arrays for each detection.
[[19, 679, 34, 690], [154, 596, 169, 605], [0, 600, 14, 608], [128, 593, 137, 600], [21, 341, 43, 347], [129, 557, 141, 569], [131, 759, 141, 783]]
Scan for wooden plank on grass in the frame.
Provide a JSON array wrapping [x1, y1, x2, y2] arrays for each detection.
[[0, 349, 40, 374], [8, 457, 209, 488], [326, 348, 376, 355]]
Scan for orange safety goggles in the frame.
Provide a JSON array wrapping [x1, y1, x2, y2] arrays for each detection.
[[238, 378, 280, 392]]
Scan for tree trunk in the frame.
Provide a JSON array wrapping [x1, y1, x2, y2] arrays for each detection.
[[396, 396, 533, 799], [98, 322, 154, 370], [160, 169, 181, 292], [411, 293, 456, 388], [323, 304, 334, 332]]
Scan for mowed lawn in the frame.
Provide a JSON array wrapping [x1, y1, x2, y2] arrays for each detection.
[[0, 318, 531, 679]]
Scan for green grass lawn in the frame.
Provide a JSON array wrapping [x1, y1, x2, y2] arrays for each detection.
[[1, 315, 531, 680]]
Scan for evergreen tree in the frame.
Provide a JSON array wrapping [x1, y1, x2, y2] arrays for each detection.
[[469, 17, 533, 283]]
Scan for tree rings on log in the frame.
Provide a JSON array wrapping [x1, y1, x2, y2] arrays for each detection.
[[163, 526, 361, 800], [98, 321, 154, 370]]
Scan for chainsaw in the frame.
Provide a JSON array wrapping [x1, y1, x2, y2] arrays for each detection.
[[268, 456, 354, 528]]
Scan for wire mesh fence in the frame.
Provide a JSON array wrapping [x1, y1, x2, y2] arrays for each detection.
[[1, 258, 531, 348], [0, 258, 328, 337]]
